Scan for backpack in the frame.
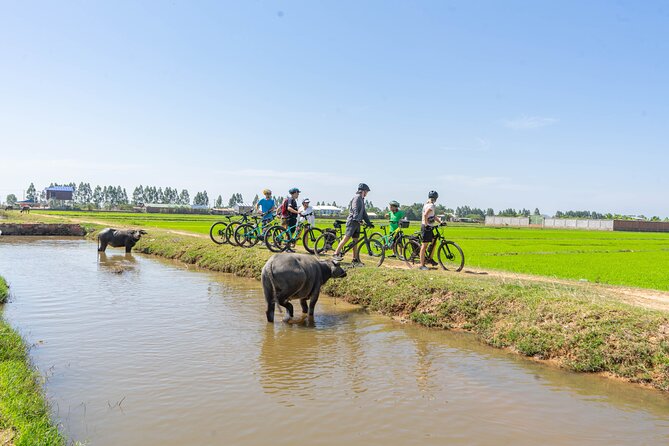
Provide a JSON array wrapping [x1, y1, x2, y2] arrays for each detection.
[[280, 198, 290, 217]]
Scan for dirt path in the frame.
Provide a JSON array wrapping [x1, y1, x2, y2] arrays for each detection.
[[30, 212, 669, 312]]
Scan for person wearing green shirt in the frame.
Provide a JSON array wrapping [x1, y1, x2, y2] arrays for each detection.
[[388, 200, 405, 232]]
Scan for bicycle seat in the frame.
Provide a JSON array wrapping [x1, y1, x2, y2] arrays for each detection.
[[334, 220, 347, 225]]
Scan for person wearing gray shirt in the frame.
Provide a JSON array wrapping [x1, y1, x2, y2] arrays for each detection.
[[333, 183, 373, 264]]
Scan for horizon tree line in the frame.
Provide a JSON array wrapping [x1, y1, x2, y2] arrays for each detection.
[[5, 182, 668, 221]]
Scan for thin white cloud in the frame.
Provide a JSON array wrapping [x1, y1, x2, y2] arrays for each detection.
[[503, 116, 558, 130]]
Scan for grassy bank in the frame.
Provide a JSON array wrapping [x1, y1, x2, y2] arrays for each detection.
[[126, 230, 669, 390], [0, 276, 66, 446], [22, 210, 669, 290]]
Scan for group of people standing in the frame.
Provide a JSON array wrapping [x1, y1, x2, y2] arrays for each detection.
[[256, 188, 314, 227], [255, 183, 442, 270]]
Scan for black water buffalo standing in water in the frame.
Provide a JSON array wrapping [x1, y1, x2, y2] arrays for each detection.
[[97, 228, 148, 253], [261, 253, 347, 323]]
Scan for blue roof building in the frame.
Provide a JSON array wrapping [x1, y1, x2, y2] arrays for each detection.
[[45, 186, 74, 201]]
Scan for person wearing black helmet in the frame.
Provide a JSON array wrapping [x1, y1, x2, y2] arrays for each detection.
[[333, 183, 373, 264], [419, 190, 442, 270]]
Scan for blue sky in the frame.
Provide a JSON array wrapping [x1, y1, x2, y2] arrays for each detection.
[[1, 1, 667, 216]]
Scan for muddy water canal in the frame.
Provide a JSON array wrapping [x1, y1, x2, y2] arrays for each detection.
[[1, 238, 669, 445]]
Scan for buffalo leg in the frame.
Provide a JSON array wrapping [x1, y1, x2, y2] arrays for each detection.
[[266, 300, 276, 323], [308, 287, 322, 317], [262, 280, 276, 323], [278, 299, 294, 322], [300, 299, 309, 314], [98, 241, 108, 252]]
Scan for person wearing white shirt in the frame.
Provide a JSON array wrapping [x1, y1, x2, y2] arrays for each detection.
[[420, 191, 442, 270], [298, 198, 315, 226]]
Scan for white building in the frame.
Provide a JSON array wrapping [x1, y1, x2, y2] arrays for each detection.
[[313, 205, 344, 217]]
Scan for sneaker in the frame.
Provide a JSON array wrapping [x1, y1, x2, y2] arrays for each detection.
[[332, 254, 343, 261], [418, 266, 429, 271], [351, 259, 365, 267], [426, 258, 438, 266], [285, 248, 296, 253]]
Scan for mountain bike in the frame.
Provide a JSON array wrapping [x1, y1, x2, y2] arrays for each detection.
[[263, 213, 322, 253], [233, 213, 276, 247], [209, 216, 235, 244], [402, 223, 465, 271], [314, 221, 385, 267], [209, 213, 261, 245], [369, 219, 410, 260]]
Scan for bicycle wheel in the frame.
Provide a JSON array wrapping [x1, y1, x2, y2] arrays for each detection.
[[358, 239, 385, 267], [302, 227, 323, 254], [391, 236, 405, 260], [265, 225, 285, 252], [225, 222, 242, 246], [209, 222, 228, 245], [234, 223, 255, 248], [369, 240, 386, 267], [274, 228, 293, 252], [402, 238, 421, 268], [368, 231, 384, 246], [314, 232, 337, 257], [437, 241, 465, 272]]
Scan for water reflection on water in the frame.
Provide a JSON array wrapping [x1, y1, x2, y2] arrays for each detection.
[[1, 238, 668, 446]]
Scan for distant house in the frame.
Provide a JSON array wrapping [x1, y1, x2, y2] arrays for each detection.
[[212, 207, 236, 215], [17, 199, 36, 209], [313, 205, 344, 217], [45, 186, 74, 201], [234, 204, 254, 214]]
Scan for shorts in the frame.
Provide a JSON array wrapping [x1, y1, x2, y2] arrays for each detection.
[[345, 221, 361, 238], [421, 225, 435, 243]]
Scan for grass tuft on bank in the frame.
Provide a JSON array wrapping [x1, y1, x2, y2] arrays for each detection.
[[127, 229, 669, 390], [0, 276, 66, 446]]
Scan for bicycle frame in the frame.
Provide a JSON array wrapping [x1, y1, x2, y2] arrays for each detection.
[[376, 224, 405, 249], [341, 225, 376, 256]]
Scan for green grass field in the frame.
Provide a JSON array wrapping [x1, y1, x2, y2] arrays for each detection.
[[28, 210, 669, 291]]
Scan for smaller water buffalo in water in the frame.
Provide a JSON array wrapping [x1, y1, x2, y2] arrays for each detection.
[[97, 228, 148, 253], [261, 253, 347, 323]]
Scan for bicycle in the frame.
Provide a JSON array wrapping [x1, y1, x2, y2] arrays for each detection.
[[263, 213, 323, 253], [369, 218, 410, 260], [209, 213, 261, 246], [402, 222, 465, 271], [227, 213, 259, 246], [209, 215, 235, 245], [233, 213, 275, 247], [313, 221, 385, 267]]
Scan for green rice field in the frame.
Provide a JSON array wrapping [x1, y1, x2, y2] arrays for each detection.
[[28, 211, 669, 291]]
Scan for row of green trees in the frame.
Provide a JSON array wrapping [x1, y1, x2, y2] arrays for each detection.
[[7, 182, 668, 221], [16, 182, 212, 209]]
